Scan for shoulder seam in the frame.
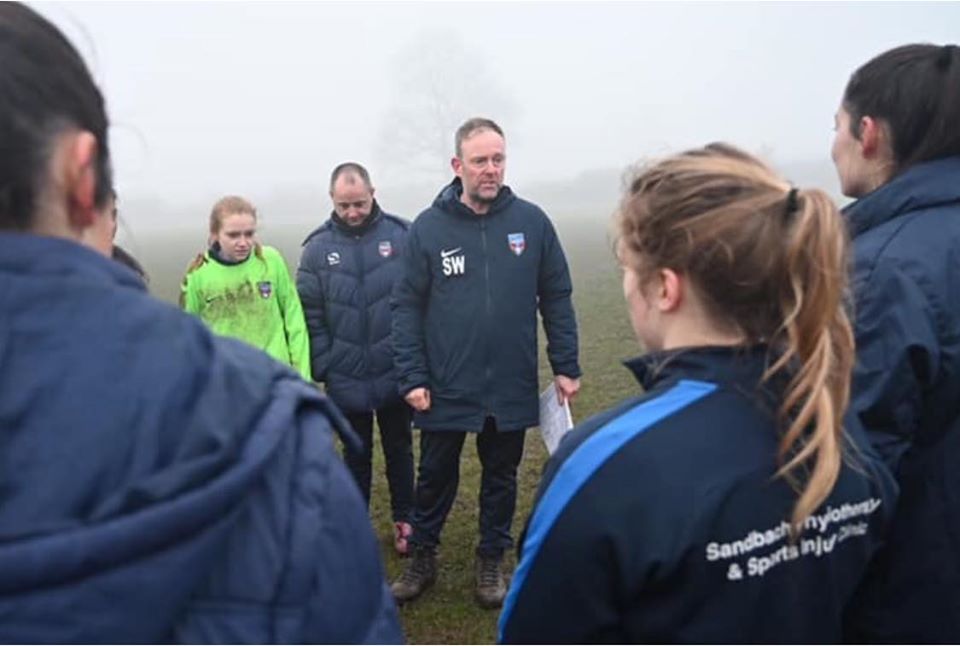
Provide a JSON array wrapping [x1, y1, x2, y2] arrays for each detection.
[[382, 213, 412, 230]]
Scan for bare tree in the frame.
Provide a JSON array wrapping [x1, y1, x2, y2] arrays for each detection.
[[376, 30, 518, 186]]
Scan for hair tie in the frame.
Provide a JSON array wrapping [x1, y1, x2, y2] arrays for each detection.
[[937, 44, 957, 70], [785, 187, 800, 216]]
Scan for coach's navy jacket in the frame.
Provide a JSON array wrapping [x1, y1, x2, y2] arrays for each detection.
[[391, 178, 580, 432], [0, 233, 402, 644], [843, 155, 960, 642], [297, 204, 410, 413], [499, 346, 897, 644]]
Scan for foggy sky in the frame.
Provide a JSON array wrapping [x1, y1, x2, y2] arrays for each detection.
[[34, 1, 960, 229]]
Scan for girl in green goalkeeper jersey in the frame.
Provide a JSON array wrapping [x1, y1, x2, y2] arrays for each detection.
[[181, 196, 311, 380]]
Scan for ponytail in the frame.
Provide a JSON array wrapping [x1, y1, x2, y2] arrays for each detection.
[[617, 144, 855, 534], [767, 188, 855, 534]]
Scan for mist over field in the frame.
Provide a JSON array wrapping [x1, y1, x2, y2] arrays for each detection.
[[37, 1, 960, 258]]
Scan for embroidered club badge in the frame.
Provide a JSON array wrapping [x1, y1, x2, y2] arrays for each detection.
[[508, 232, 526, 256]]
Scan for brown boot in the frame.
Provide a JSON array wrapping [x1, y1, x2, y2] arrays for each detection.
[[475, 552, 507, 609], [390, 545, 437, 604]]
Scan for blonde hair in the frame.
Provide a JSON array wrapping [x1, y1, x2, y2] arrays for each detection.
[[209, 195, 257, 235], [209, 195, 261, 257], [616, 143, 855, 534]]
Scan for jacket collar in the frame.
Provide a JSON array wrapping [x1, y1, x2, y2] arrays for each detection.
[[330, 200, 383, 236], [624, 345, 777, 392], [208, 242, 251, 266], [432, 177, 517, 219], [0, 232, 146, 291], [844, 155, 960, 237]]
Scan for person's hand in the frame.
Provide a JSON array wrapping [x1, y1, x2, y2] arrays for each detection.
[[555, 375, 581, 405], [405, 387, 431, 412]]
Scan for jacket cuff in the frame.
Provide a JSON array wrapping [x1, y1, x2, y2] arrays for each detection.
[[399, 377, 430, 397], [551, 362, 582, 380]]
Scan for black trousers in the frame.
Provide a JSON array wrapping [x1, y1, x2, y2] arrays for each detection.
[[410, 418, 526, 557], [343, 401, 414, 523]]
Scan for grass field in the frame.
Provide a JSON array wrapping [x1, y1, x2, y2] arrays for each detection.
[[138, 215, 640, 644]]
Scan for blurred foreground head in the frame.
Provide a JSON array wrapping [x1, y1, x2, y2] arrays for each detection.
[[0, 2, 114, 254]]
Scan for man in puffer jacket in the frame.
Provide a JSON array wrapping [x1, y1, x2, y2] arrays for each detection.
[[297, 162, 415, 555]]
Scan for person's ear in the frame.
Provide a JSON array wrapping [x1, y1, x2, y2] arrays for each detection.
[[451, 156, 463, 177], [858, 115, 884, 158], [657, 268, 683, 313], [61, 131, 100, 229]]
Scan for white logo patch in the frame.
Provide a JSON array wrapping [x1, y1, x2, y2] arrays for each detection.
[[327, 251, 340, 266], [441, 247, 465, 276]]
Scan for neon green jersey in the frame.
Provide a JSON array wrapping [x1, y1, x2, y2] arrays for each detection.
[[181, 245, 311, 380]]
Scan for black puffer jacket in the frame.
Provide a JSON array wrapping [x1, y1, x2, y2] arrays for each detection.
[[297, 203, 410, 413]]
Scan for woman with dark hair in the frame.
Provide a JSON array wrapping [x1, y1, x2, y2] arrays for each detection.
[[107, 192, 149, 284], [83, 189, 150, 284], [833, 43, 960, 642], [112, 242, 148, 283], [498, 144, 897, 643], [0, 3, 400, 643]]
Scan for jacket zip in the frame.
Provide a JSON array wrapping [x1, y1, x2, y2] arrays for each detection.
[[480, 217, 493, 420], [355, 231, 372, 410]]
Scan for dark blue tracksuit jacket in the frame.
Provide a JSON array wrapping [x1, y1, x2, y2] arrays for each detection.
[[499, 346, 897, 644], [842, 155, 960, 642], [297, 203, 410, 413], [0, 233, 402, 644], [391, 179, 581, 432]]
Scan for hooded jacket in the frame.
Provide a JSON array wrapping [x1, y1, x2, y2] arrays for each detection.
[[0, 233, 402, 644], [391, 179, 580, 432], [842, 155, 960, 642], [297, 204, 410, 413]]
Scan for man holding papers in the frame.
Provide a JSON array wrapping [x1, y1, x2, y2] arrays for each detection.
[[390, 117, 581, 609]]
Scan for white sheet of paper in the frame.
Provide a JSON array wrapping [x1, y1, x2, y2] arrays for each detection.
[[539, 384, 574, 455]]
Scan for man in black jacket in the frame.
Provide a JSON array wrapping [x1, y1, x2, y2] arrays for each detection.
[[390, 118, 581, 608], [297, 163, 415, 556]]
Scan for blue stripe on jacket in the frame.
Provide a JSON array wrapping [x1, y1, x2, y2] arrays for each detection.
[[498, 379, 717, 640]]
